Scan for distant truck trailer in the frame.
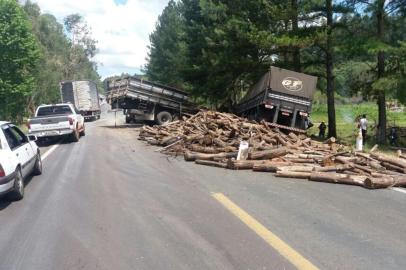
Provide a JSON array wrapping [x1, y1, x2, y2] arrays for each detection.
[[60, 80, 101, 121], [235, 66, 318, 132]]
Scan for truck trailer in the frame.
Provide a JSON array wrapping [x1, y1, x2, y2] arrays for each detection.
[[235, 66, 317, 132], [60, 80, 101, 121], [106, 76, 195, 125]]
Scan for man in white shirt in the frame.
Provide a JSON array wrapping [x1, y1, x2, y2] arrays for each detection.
[[359, 114, 368, 145]]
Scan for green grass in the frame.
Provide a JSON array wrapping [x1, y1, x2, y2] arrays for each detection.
[[309, 102, 406, 146]]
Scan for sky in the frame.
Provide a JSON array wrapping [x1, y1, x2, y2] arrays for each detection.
[[33, 0, 170, 79]]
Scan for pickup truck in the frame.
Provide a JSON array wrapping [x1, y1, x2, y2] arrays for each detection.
[[28, 103, 85, 142]]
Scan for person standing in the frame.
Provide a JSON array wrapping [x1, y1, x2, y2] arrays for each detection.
[[359, 114, 368, 145], [318, 121, 327, 139], [389, 127, 398, 146]]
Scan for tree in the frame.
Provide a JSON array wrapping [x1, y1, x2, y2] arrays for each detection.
[[63, 14, 99, 80], [325, 0, 336, 138], [0, 0, 40, 122], [313, 0, 351, 138], [24, 1, 70, 107], [64, 14, 97, 57], [180, 0, 276, 107], [146, 0, 187, 88], [346, 0, 405, 143], [146, 0, 405, 144], [22, 2, 101, 112], [268, 0, 349, 138]]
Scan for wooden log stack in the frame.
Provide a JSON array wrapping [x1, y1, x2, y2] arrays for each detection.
[[139, 110, 406, 190]]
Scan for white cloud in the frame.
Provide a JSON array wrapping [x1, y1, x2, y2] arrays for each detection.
[[33, 0, 169, 78]]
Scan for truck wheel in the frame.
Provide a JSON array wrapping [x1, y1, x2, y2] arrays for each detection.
[[71, 129, 80, 142], [10, 168, 24, 201], [156, 111, 172, 125]]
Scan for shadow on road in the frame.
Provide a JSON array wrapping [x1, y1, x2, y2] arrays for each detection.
[[0, 200, 11, 211], [36, 137, 62, 147], [37, 136, 80, 147], [0, 174, 35, 211], [84, 117, 101, 123]]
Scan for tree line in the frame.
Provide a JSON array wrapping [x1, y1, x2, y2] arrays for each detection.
[[0, 0, 100, 123], [146, 0, 406, 143]]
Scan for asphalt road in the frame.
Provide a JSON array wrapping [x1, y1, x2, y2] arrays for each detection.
[[0, 110, 405, 270]]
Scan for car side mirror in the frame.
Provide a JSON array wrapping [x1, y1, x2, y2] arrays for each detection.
[[28, 135, 37, 142]]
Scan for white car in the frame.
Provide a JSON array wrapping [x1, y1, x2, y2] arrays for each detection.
[[0, 122, 42, 200]]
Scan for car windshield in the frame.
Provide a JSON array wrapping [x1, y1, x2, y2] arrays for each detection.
[[37, 105, 72, 116]]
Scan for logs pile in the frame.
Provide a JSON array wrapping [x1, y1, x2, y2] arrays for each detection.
[[139, 110, 406, 189]]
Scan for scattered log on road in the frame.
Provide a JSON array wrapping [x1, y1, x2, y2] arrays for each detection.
[[277, 165, 315, 173], [184, 151, 237, 161], [275, 171, 311, 179], [139, 110, 406, 190], [252, 162, 293, 172], [380, 162, 406, 174], [370, 153, 406, 169], [228, 159, 269, 170], [314, 164, 352, 172], [195, 159, 228, 169], [248, 147, 288, 160], [309, 172, 366, 186], [189, 145, 236, 154], [284, 157, 316, 164], [363, 177, 406, 189]]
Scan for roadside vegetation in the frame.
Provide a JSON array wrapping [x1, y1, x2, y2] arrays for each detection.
[[1, 0, 406, 147], [146, 0, 406, 145], [309, 102, 406, 146], [0, 0, 100, 123]]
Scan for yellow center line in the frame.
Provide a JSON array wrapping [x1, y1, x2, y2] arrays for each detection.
[[212, 192, 319, 270]]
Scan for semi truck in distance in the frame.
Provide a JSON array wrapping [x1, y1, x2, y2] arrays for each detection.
[[235, 66, 318, 132], [106, 76, 195, 125], [60, 80, 101, 121]]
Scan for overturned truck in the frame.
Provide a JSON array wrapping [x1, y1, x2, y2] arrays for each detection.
[[235, 66, 318, 132], [106, 76, 195, 125]]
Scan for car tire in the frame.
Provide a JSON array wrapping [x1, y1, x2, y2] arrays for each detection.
[[80, 125, 86, 137], [36, 138, 44, 146], [156, 111, 173, 125], [71, 129, 80, 142], [32, 152, 42, 176], [10, 168, 24, 201]]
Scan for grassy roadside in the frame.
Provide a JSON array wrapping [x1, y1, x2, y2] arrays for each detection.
[[308, 102, 406, 147]]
